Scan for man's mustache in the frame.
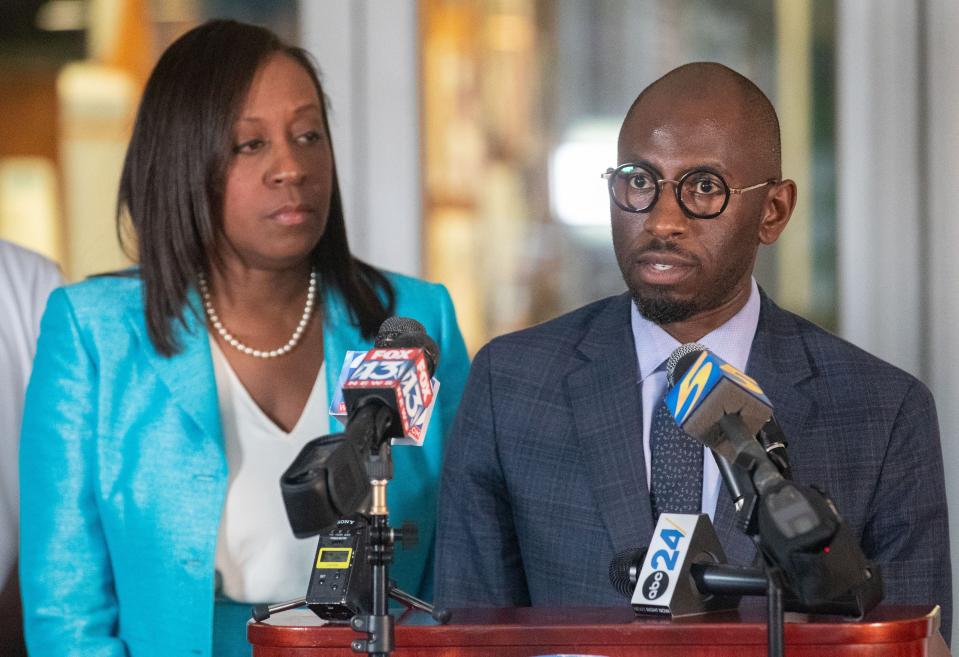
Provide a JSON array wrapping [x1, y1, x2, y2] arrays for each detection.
[[636, 239, 699, 263]]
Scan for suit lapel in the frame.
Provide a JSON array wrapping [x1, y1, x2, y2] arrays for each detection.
[[711, 292, 815, 563], [126, 287, 223, 451], [567, 294, 655, 555], [746, 292, 814, 446]]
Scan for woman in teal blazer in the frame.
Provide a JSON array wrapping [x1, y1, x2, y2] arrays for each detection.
[[19, 20, 469, 657]]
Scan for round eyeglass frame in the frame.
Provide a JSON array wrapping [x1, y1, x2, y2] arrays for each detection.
[[601, 163, 777, 219]]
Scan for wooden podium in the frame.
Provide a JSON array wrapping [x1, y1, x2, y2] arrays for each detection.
[[248, 604, 949, 657]]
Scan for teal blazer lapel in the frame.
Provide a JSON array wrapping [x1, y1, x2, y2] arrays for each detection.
[[125, 288, 223, 451]]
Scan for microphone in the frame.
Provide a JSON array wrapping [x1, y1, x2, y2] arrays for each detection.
[[341, 317, 438, 443], [329, 346, 439, 447], [663, 344, 883, 614], [711, 450, 759, 534], [666, 343, 758, 532], [759, 417, 792, 479], [668, 343, 792, 480], [609, 541, 881, 617], [664, 345, 782, 495], [608, 513, 743, 616], [374, 316, 439, 377], [610, 544, 768, 600], [280, 318, 441, 535], [609, 546, 647, 597]]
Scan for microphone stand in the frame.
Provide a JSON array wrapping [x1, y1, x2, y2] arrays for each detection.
[[255, 449, 403, 656], [764, 564, 785, 657], [714, 414, 786, 657], [254, 450, 448, 654], [255, 402, 451, 653], [350, 476, 393, 656], [343, 434, 453, 655], [343, 407, 396, 656], [714, 414, 879, 657]]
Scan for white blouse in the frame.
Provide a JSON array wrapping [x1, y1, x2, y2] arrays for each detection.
[[210, 338, 329, 603]]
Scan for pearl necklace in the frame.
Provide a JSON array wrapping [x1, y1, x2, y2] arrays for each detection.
[[198, 268, 317, 358]]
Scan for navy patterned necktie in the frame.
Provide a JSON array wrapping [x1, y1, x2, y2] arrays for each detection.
[[649, 399, 703, 520]]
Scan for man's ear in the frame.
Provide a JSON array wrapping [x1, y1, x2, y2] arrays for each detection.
[[758, 179, 797, 245]]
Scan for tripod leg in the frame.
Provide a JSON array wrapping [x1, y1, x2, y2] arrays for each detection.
[[388, 586, 451, 625], [251, 597, 307, 622]]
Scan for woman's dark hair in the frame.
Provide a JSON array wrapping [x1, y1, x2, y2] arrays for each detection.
[[117, 19, 394, 356]]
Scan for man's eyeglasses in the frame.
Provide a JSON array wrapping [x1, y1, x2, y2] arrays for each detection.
[[601, 163, 777, 219]]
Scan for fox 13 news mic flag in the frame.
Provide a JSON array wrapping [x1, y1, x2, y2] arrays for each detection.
[[332, 315, 441, 445], [342, 347, 434, 438], [281, 318, 440, 536], [330, 316, 441, 446], [329, 350, 440, 446]]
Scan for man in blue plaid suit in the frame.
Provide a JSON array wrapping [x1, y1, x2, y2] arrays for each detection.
[[435, 62, 951, 642]]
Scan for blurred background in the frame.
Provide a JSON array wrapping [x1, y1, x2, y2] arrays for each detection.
[[2, 0, 957, 632]]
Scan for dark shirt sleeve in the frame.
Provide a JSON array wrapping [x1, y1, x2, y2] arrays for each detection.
[[434, 344, 531, 608], [860, 378, 951, 643]]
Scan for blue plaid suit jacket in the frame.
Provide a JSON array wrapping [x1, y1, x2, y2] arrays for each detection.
[[435, 291, 951, 641]]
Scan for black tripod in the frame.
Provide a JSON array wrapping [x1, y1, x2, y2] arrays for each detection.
[[253, 448, 450, 656], [345, 480, 450, 655]]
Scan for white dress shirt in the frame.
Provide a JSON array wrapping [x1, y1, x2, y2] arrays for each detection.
[[2, 240, 62, 591], [210, 339, 329, 602]]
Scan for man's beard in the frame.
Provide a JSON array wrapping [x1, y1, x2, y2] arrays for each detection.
[[618, 232, 758, 326], [631, 289, 698, 325], [622, 238, 702, 325]]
